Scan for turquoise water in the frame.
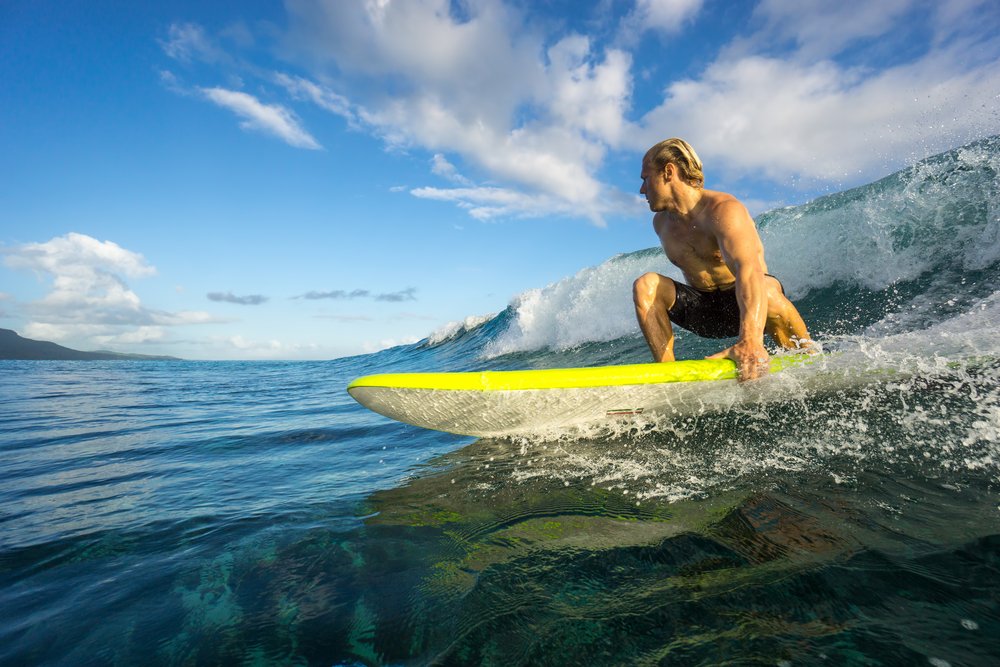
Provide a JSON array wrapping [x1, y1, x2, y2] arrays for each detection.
[[3, 137, 1000, 665]]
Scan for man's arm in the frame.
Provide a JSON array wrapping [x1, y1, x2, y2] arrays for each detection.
[[705, 200, 770, 381]]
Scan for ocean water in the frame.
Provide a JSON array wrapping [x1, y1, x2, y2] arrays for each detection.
[[3, 136, 1000, 666]]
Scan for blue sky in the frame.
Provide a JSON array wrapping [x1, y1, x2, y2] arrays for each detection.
[[2, 0, 998, 360]]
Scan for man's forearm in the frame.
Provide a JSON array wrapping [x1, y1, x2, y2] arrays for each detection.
[[736, 268, 767, 344]]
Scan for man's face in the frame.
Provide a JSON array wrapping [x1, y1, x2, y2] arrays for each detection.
[[640, 158, 669, 211]]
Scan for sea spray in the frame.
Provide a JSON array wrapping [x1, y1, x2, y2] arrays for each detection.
[[761, 134, 1000, 293], [482, 249, 670, 357]]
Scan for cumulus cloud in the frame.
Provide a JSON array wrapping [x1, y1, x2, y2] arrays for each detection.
[[199, 87, 322, 149], [283, 0, 633, 223], [627, 0, 1000, 189], [301, 0, 999, 208], [162, 1, 1000, 220], [2, 233, 215, 345], [4, 232, 155, 324], [633, 15, 1000, 185], [207, 291, 269, 305]]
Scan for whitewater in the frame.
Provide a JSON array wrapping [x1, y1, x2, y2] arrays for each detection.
[[1, 137, 999, 665]]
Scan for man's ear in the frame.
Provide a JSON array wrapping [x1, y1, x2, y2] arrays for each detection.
[[663, 163, 674, 181]]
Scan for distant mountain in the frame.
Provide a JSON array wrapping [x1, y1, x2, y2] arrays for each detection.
[[0, 329, 182, 361]]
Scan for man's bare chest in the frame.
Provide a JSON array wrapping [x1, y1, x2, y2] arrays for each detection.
[[658, 224, 724, 268]]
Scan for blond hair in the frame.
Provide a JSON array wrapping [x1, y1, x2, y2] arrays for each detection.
[[645, 138, 704, 188]]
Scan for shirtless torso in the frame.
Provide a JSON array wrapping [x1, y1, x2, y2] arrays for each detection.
[[654, 190, 757, 291]]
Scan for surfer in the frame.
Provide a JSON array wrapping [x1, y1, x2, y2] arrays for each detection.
[[633, 138, 812, 381]]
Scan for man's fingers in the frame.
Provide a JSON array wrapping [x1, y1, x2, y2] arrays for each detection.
[[737, 358, 769, 382], [705, 348, 731, 359]]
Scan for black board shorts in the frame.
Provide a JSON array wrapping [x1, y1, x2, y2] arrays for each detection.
[[667, 275, 784, 339]]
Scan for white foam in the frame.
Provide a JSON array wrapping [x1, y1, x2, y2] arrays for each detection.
[[862, 289, 1000, 359], [762, 138, 1000, 296], [483, 251, 677, 357], [426, 313, 497, 346], [482, 300, 1000, 502]]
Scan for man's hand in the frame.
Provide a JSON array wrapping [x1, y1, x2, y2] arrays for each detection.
[[706, 339, 770, 382]]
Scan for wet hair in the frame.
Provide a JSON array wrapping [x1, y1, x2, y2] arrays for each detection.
[[645, 138, 704, 188]]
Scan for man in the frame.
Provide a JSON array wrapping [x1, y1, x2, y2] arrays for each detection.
[[633, 138, 811, 381]]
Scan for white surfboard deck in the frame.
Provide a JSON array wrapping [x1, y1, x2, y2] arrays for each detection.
[[347, 356, 819, 437]]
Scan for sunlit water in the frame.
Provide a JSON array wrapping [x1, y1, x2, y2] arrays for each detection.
[[3, 137, 1000, 665]]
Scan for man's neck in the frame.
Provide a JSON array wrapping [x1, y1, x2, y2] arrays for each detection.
[[668, 185, 704, 221]]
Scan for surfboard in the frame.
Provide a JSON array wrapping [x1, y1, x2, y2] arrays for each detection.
[[347, 355, 813, 437]]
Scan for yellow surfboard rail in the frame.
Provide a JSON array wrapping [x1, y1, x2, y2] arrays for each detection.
[[347, 354, 812, 393]]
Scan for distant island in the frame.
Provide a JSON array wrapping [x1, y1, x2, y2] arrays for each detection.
[[0, 328, 182, 361]]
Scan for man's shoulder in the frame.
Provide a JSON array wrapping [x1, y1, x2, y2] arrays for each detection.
[[702, 189, 743, 209], [702, 191, 751, 222]]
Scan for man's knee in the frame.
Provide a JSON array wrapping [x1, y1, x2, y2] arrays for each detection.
[[765, 279, 794, 319], [633, 272, 670, 311], [764, 282, 810, 345]]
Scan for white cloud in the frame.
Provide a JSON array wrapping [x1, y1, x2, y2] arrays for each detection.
[[220, 335, 322, 360], [621, 0, 705, 38], [740, 0, 914, 60], [200, 87, 322, 150], [355, 79, 623, 220], [170, 1, 999, 221], [4, 233, 155, 324], [20, 321, 175, 347], [5, 231, 154, 279], [545, 36, 633, 146], [228, 334, 282, 351], [411, 185, 604, 223], [633, 42, 1000, 185], [273, 73, 355, 123], [160, 22, 228, 64], [283, 0, 633, 222], [93, 327, 166, 346], [21, 322, 80, 343], [153, 311, 218, 326], [3, 233, 216, 346], [430, 154, 471, 185]]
